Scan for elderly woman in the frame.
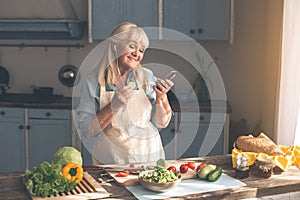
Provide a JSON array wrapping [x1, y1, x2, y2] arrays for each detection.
[[76, 22, 174, 164]]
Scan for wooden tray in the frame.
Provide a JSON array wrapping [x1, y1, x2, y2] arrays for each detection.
[[30, 171, 109, 200]]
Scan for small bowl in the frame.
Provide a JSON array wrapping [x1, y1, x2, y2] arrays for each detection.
[[138, 170, 182, 192]]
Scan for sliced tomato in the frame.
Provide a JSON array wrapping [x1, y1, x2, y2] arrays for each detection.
[[167, 166, 177, 173], [116, 170, 130, 177], [180, 164, 188, 173], [187, 161, 195, 170], [196, 163, 207, 172]]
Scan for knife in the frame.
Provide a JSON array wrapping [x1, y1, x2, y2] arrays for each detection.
[[104, 167, 144, 174]]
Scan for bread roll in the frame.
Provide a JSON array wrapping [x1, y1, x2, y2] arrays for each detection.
[[235, 133, 284, 156]]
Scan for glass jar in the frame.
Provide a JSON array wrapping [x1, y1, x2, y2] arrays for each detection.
[[255, 158, 274, 178], [235, 154, 250, 179]]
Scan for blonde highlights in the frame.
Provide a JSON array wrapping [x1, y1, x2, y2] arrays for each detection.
[[98, 22, 149, 89]]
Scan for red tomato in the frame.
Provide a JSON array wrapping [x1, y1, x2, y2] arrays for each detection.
[[116, 170, 130, 177], [129, 163, 135, 168], [167, 166, 177, 173], [180, 164, 188, 173], [196, 163, 207, 172], [187, 161, 195, 170]]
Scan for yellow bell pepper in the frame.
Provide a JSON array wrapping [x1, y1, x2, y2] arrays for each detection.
[[61, 162, 83, 184]]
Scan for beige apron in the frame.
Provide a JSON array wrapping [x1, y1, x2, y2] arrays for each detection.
[[92, 85, 165, 165]]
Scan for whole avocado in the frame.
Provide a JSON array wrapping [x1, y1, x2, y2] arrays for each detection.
[[197, 164, 216, 180], [52, 146, 83, 167]]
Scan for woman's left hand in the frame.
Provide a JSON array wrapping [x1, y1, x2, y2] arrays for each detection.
[[153, 78, 174, 99], [153, 78, 174, 128]]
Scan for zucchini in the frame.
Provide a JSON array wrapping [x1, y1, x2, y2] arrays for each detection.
[[208, 166, 222, 182], [197, 164, 216, 180]]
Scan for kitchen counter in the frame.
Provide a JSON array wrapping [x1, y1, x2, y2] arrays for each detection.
[[1, 155, 300, 199], [0, 97, 73, 109], [0, 97, 231, 113], [170, 100, 231, 113]]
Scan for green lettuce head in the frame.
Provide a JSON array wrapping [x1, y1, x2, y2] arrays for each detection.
[[52, 146, 83, 167]]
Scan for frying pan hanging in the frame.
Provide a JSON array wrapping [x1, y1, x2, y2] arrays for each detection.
[[58, 65, 80, 87], [0, 65, 9, 88]]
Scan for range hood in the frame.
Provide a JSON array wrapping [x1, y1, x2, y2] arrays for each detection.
[[0, 19, 86, 40]]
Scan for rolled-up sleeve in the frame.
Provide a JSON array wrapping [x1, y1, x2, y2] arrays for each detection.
[[76, 75, 100, 133]]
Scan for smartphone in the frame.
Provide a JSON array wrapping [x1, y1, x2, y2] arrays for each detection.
[[165, 70, 177, 80]]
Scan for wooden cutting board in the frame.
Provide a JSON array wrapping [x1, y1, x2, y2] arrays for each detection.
[[105, 162, 200, 187], [30, 172, 110, 200]]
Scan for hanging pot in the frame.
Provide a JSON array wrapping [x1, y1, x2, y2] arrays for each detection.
[[0, 66, 10, 94], [58, 65, 80, 87]]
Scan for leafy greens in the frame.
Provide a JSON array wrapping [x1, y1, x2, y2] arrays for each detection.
[[22, 161, 76, 197]]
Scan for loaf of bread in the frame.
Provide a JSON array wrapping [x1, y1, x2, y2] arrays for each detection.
[[235, 133, 284, 156]]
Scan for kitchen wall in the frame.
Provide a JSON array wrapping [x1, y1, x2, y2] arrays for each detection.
[[0, 0, 283, 140], [201, 0, 283, 140]]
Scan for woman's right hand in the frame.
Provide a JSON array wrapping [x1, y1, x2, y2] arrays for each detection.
[[111, 75, 134, 113]]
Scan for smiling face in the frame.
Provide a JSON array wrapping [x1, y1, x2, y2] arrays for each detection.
[[117, 40, 146, 74]]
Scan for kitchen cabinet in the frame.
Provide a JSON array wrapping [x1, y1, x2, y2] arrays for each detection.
[[27, 109, 71, 170], [0, 107, 26, 173], [163, 0, 231, 40], [92, 0, 158, 40], [0, 107, 71, 173], [160, 112, 229, 160], [91, 0, 231, 41]]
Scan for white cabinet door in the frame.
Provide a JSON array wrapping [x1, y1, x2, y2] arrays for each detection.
[[177, 121, 201, 158], [92, 0, 158, 40], [123, 0, 158, 28], [0, 107, 25, 173], [163, 112, 226, 159], [163, 0, 231, 40], [92, 0, 121, 40], [200, 0, 231, 40], [160, 121, 176, 160], [163, 0, 196, 39], [28, 109, 71, 170]]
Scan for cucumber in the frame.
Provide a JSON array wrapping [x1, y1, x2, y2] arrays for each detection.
[[208, 166, 222, 182], [197, 164, 216, 180]]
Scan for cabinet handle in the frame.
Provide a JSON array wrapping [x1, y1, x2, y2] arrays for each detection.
[[200, 115, 204, 121], [26, 125, 31, 130], [19, 125, 24, 130], [0, 111, 5, 115], [46, 112, 51, 117], [198, 28, 203, 33], [190, 29, 195, 34]]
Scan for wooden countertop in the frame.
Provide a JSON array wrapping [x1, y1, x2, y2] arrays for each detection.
[[1, 155, 300, 199], [0, 97, 73, 110]]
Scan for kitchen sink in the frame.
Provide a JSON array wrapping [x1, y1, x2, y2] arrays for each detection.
[[0, 93, 63, 103]]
